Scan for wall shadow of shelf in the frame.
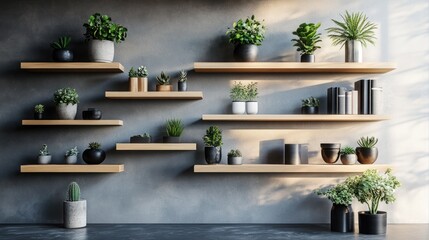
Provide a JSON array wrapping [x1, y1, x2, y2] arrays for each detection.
[[201, 114, 390, 122], [194, 62, 396, 73], [22, 120, 123, 126], [20, 62, 124, 72], [20, 164, 124, 173], [116, 143, 197, 151], [105, 91, 203, 100]]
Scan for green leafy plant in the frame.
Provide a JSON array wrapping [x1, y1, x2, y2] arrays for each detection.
[[245, 82, 258, 101], [357, 136, 378, 148], [39, 144, 50, 156], [128, 67, 138, 78], [156, 71, 171, 85], [53, 88, 79, 105], [65, 146, 79, 157], [83, 13, 127, 43], [302, 96, 320, 107], [326, 11, 377, 48], [166, 119, 184, 137], [315, 182, 354, 206], [50, 36, 71, 50], [178, 70, 187, 83], [88, 142, 101, 150], [346, 169, 400, 214], [203, 126, 223, 147], [137, 66, 148, 78], [226, 15, 265, 46], [67, 182, 81, 202], [341, 146, 356, 155], [230, 82, 246, 102], [291, 22, 322, 55], [227, 149, 242, 157], [34, 104, 44, 113]]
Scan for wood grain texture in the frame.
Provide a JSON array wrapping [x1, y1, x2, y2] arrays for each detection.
[[116, 143, 197, 151], [22, 120, 123, 126], [105, 91, 203, 99], [20, 62, 124, 72], [202, 114, 390, 122], [20, 164, 124, 173]]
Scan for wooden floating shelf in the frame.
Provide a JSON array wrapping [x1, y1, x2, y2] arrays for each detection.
[[20, 164, 124, 173], [105, 91, 203, 100], [201, 114, 390, 122], [20, 62, 124, 72], [194, 62, 396, 73], [116, 143, 197, 151], [194, 164, 392, 173], [22, 120, 123, 126]]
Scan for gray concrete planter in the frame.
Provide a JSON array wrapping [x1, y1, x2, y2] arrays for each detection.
[[228, 156, 242, 165], [38, 155, 51, 164], [56, 103, 77, 120], [340, 154, 357, 165], [65, 156, 78, 164], [89, 40, 114, 63], [63, 200, 87, 229]]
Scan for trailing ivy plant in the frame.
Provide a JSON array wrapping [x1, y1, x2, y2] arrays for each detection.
[[230, 82, 246, 102], [315, 182, 354, 206], [83, 13, 127, 43], [203, 126, 223, 147], [53, 88, 79, 105], [291, 23, 322, 55], [226, 15, 265, 46]]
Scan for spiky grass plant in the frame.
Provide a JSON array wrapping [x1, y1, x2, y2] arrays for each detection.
[[166, 119, 184, 137]]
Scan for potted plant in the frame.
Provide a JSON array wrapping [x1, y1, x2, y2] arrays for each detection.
[[356, 136, 378, 164], [34, 104, 44, 120], [227, 149, 242, 165], [301, 96, 320, 114], [63, 182, 86, 229], [327, 11, 377, 62], [83, 13, 127, 62], [38, 144, 51, 164], [230, 81, 246, 114], [82, 142, 106, 164], [291, 23, 322, 62], [130, 133, 151, 143], [245, 82, 258, 114], [137, 65, 148, 92], [226, 15, 265, 62], [178, 70, 187, 92], [340, 146, 357, 165], [320, 143, 341, 164], [156, 71, 172, 91], [53, 87, 79, 120], [128, 67, 138, 92], [164, 119, 184, 143], [50, 36, 73, 62], [82, 108, 102, 120], [347, 169, 400, 234], [65, 146, 79, 164], [203, 126, 223, 164], [315, 182, 354, 233]]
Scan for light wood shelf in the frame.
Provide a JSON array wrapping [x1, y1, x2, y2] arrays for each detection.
[[194, 62, 396, 73], [116, 143, 197, 151], [20, 62, 124, 72], [20, 164, 124, 173], [202, 114, 390, 122], [22, 120, 123, 126], [194, 164, 391, 173], [105, 91, 203, 100]]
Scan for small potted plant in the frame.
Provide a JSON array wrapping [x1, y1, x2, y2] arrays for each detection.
[[164, 119, 184, 143], [203, 126, 223, 164], [53, 87, 79, 120], [130, 133, 151, 143], [137, 65, 148, 92], [340, 146, 357, 165], [347, 169, 400, 234], [65, 146, 79, 164], [178, 70, 187, 92], [292, 23, 322, 62], [82, 108, 102, 120], [355, 136, 378, 164], [227, 149, 243, 165], [38, 144, 51, 164], [63, 182, 86, 229], [128, 67, 138, 92], [320, 143, 341, 164], [156, 71, 172, 91], [301, 96, 320, 114], [83, 13, 127, 62], [226, 15, 265, 62], [327, 11, 377, 62], [245, 82, 258, 114], [230, 82, 246, 114], [82, 142, 106, 164], [50, 36, 73, 62], [34, 104, 44, 120]]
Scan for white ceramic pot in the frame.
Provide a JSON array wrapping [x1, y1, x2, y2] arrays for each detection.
[[89, 40, 114, 63], [246, 101, 258, 114], [56, 103, 77, 120], [38, 155, 52, 164], [65, 156, 78, 164], [63, 200, 87, 229], [232, 102, 246, 114]]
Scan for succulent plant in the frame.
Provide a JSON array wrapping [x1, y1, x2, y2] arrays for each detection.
[[178, 70, 187, 83], [65, 146, 79, 157], [302, 96, 320, 107], [137, 66, 148, 78], [292, 22, 322, 55], [340, 146, 356, 155], [67, 182, 81, 202], [34, 104, 44, 114], [88, 142, 101, 150], [227, 149, 242, 157], [357, 136, 378, 148], [166, 119, 184, 137], [51, 36, 71, 50], [156, 71, 171, 85], [39, 144, 50, 156], [53, 87, 79, 105], [203, 126, 223, 147], [128, 67, 138, 78]]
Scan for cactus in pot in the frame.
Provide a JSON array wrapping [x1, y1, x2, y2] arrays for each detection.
[[63, 182, 87, 228]]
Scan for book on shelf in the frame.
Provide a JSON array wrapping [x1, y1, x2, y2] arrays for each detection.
[[354, 79, 382, 115], [337, 87, 346, 114], [345, 91, 352, 114], [371, 86, 383, 115], [352, 90, 358, 114]]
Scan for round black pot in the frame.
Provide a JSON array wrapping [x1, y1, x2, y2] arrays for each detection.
[[356, 147, 378, 164], [301, 106, 319, 114], [205, 146, 222, 164], [130, 136, 151, 143], [301, 54, 315, 62], [331, 204, 354, 233], [53, 49, 73, 62], [320, 143, 341, 164], [82, 108, 102, 120], [163, 136, 181, 143], [82, 149, 106, 164], [178, 81, 187, 91], [358, 211, 387, 235], [233, 44, 258, 62], [34, 112, 43, 120]]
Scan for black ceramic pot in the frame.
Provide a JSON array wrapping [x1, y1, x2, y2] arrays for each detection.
[[205, 146, 222, 164], [82, 108, 102, 120], [331, 204, 354, 233], [53, 49, 73, 62], [34, 112, 43, 120], [82, 149, 106, 164], [233, 44, 258, 62], [130, 136, 151, 143], [301, 106, 319, 114], [356, 147, 378, 164], [301, 54, 315, 62], [163, 136, 181, 143], [178, 81, 187, 91], [358, 211, 387, 235], [320, 143, 341, 164], [284, 144, 301, 165]]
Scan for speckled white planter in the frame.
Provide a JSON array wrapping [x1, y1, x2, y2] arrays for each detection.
[[89, 40, 114, 63], [64, 200, 87, 229], [56, 103, 77, 120]]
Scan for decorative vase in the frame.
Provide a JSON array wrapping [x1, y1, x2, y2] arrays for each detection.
[[138, 77, 148, 92], [232, 102, 246, 114], [246, 101, 258, 114], [65, 156, 78, 164], [284, 144, 301, 165], [320, 143, 341, 164], [156, 85, 173, 92], [340, 154, 357, 165], [38, 155, 52, 164], [82, 108, 102, 120], [53, 49, 73, 62], [356, 147, 378, 164], [228, 156, 242, 165], [301, 54, 315, 62], [82, 149, 106, 164], [163, 136, 181, 143], [205, 146, 222, 164], [345, 40, 362, 63], [56, 103, 77, 120], [178, 81, 187, 91], [34, 112, 43, 120], [233, 44, 258, 62], [129, 77, 138, 92], [331, 204, 354, 233], [130, 136, 151, 143], [88, 39, 114, 63], [301, 106, 319, 114], [63, 200, 87, 229], [358, 211, 387, 235]]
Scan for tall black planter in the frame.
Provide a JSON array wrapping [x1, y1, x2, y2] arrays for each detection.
[[178, 81, 187, 91], [358, 211, 387, 235], [284, 144, 300, 165], [233, 44, 258, 62], [331, 204, 354, 233], [205, 147, 222, 164], [82, 149, 106, 164], [34, 112, 43, 120]]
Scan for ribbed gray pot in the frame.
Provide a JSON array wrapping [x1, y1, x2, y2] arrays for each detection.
[[345, 40, 362, 62], [63, 200, 87, 229], [38, 155, 51, 164], [65, 156, 77, 164], [56, 103, 77, 120], [89, 40, 114, 63], [228, 156, 242, 165]]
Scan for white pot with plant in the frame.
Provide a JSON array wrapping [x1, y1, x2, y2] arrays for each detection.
[[291, 22, 322, 62], [137, 65, 148, 92], [340, 146, 357, 165], [230, 81, 246, 114], [227, 149, 243, 165], [65, 146, 79, 164], [53, 87, 79, 120], [64, 182, 87, 229], [38, 144, 51, 164], [156, 71, 172, 91], [245, 82, 258, 114]]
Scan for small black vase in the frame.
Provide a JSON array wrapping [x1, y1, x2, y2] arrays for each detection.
[[178, 81, 187, 91], [358, 211, 387, 235], [82, 108, 102, 120], [53, 49, 73, 62], [34, 112, 43, 120], [233, 44, 258, 62], [331, 204, 354, 233], [301, 54, 315, 62], [301, 106, 319, 114], [205, 147, 222, 164], [82, 149, 106, 164]]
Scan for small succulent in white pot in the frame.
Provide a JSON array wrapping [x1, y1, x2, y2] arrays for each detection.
[[65, 146, 79, 164], [340, 146, 357, 165], [227, 149, 243, 165], [38, 144, 52, 164]]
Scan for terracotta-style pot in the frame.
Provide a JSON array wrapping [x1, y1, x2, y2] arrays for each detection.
[[356, 147, 378, 164], [156, 85, 173, 91]]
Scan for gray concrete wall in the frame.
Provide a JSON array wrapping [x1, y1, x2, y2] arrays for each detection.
[[0, 0, 428, 223]]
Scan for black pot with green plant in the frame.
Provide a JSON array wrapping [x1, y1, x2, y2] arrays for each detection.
[[163, 119, 184, 143], [203, 126, 223, 164], [292, 23, 322, 62], [82, 142, 106, 164], [130, 133, 151, 143], [178, 70, 187, 92], [51, 36, 73, 62], [356, 136, 378, 164], [301, 96, 320, 114], [34, 104, 44, 120]]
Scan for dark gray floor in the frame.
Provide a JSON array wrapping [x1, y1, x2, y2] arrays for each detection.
[[0, 224, 428, 240]]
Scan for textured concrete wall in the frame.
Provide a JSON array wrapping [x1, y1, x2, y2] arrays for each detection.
[[0, 0, 428, 223]]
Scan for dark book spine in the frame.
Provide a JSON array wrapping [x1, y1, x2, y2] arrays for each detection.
[[354, 81, 361, 114], [334, 87, 339, 114], [327, 87, 333, 114], [357, 79, 369, 114], [368, 79, 374, 114]]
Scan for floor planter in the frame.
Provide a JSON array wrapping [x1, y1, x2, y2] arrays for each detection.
[[130, 136, 151, 143], [341, 154, 357, 165], [82, 149, 106, 164], [356, 147, 378, 164], [205, 147, 222, 164], [232, 102, 246, 114], [228, 156, 242, 165], [358, 211, 387, 235], [178, 81, 187, 92], [163, 136, 181, 143], [65, 156, 77, 164], [246, 101, 258, 114], [38, 155, 52, 164], [53, 49, 73, 62], [88, 39, 114, 63], [301, 106, 319, 114], [34, 112, 43, 120], [331, 204, 354, 233], [129, 77, 138, 92], [82, 108, 102, 120], [233, 44, 258, 62], [56, 103, 77, 120], [345, 40, 362, 63], [138, 77, 148, 92], [156, 85, 173, 92], [320, 143, 341, 164], [63, 200, 87, 229], [301, 54, 315, 62], [284, 144, 301, 165]]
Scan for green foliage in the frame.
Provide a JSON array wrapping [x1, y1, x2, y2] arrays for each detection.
[[301, 96, 320, 107], [340, 146, 356, 155], [245, 82, 258, 101], [39, 144, 50, 156], [50, 36, 71, 50], [178, 70, 187, 83], [357, 136, 378, 148], [230, 82, 246, 102], [67, 182, 81, 201], [326, 11, 377, 48], [53, 87, 79, 105], [34, 104, 44, 113], [166, 119, 184, 137], [346, 169, 400, 214], [128, 67, 138, 78], [227, 149, 242, 157], [156, 71, 171, 85], [203, 126, 223, 147], [65, 146, 79, 157], [291, 22, 322, 55], [88, 142, 101, 150], [137, 66, 148, 77], [83, 13, 127, 43], [138, 133, 151, 138], [315, 182, 354, 206], [226, 15, 265, 46]]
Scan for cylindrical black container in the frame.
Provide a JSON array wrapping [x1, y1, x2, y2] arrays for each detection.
[[301, 54, 315, 62], [205, 147, 222, 164], [358, 211, 387, 235], [233, 44, 258, 62], [331, 204, 354, 233], [284, 144, 300, 165], [178, 81, 187, 91], [34, 112, 43, 120]]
